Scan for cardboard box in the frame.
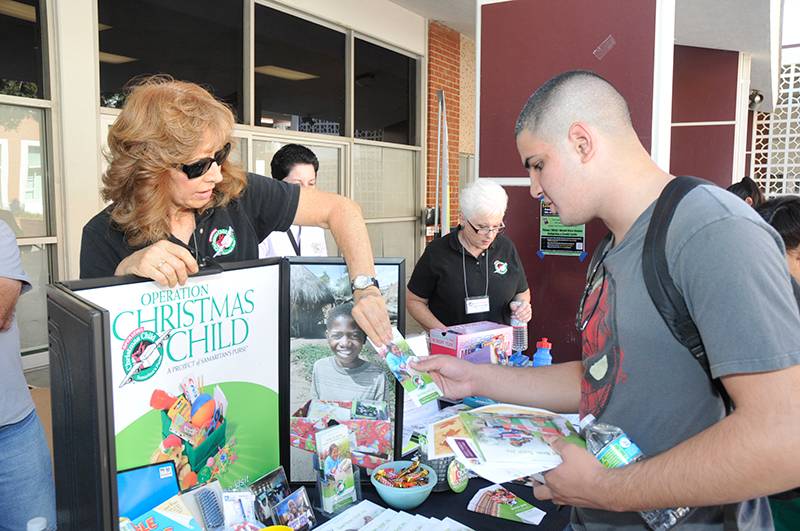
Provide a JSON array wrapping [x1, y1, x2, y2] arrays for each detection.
[[429, 321, 513, 365], [290, 400, 393, 470]]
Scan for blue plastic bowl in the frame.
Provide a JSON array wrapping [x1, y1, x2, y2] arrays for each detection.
[[370, 460, 437, 510]]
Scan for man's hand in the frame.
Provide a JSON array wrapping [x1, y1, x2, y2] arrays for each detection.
[[533, 435, 613, 510], [115, 240, 199, 287], [410, 355, 480, 400], [351, 286, 393, 347]]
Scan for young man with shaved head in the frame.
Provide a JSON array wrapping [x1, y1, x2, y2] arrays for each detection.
[[413, 71, 800, 530]]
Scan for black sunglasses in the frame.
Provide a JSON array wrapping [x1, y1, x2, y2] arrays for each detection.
[[180, 142, 231, 179], [575, 244, 610, 332]]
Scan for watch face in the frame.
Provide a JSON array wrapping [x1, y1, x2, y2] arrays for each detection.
[[352, 276, 377, 290]]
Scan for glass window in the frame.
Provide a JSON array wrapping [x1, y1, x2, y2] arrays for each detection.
[[366, 222, 415, 280], [0, 104, 47, 237], [0, 0, 44, 99], [97, 0, 244, 120], [352, 144, 416, 218], [354, 39, 417, 145], [17, 243, 50, 353], [254, 5, 345, 136]]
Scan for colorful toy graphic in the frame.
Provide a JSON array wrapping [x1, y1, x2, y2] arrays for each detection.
[[148, 376, 230, 489]]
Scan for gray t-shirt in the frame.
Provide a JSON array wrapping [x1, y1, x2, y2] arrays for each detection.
[[574, 185, 800, 530], [311, 355, 387, 402], [0, 220, 33, 427]]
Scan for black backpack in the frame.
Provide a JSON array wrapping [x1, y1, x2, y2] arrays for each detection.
[[591, 175, 800, 502]]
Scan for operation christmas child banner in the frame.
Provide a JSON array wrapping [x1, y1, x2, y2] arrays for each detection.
[[78, 265, 281, 491]]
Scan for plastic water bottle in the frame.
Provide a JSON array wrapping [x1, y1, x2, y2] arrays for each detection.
[[580, 415, 692, 530], [509, 302, 528, 352], [533, 337, 552, 367], [26, 517, 47, 531]]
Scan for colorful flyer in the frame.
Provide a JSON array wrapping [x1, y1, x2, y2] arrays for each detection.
[[249, 465, 291, 523], [271, 487, 316, 531], [467, 484, 546, 525], [539, 200, 586, 257], [369, 327, 442, 406], [77, 265, 282, 490], [132, 493, 203, 531], [314, 424, 357, 514]]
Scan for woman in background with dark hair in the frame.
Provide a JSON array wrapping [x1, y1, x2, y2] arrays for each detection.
[[757, 195, 800, 288], [727, 176, 765, 208]]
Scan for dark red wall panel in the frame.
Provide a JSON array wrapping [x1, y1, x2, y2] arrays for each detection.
[[504, 187, 608, 362], [480, 0, 657, 361], [479, 0, 657, 178], [672, 45, 739, 123], [670, 125, 735, 187]]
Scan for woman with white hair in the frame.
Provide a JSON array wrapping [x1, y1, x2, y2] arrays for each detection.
[[407, 180, 531, 331]]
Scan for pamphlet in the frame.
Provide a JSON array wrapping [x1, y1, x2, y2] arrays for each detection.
[[314, 500, 385, 530], [314, 424, 358, 513], [467, 484, 546, 525], [369, 327, 443, 406]]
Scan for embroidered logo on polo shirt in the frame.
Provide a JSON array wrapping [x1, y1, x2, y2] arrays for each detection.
[[493, 260, 508, 275], [209, 226, 237, 257]]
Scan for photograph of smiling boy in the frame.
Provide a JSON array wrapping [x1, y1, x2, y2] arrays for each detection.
[[311, 303, 386, 402]]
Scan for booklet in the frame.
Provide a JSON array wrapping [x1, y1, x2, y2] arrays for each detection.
[[458, 410, 579, 464], [314, 500, 386, 531], [369, 327, 443, 407], [315, 424, 358, 514], [467, 484, 546, 525]]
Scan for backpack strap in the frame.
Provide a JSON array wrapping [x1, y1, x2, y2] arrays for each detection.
[[642, 176, 733, 411]]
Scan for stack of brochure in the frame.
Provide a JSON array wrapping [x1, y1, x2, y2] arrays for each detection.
[[315, 500, 475, 531], [428, 403, 584, 484]]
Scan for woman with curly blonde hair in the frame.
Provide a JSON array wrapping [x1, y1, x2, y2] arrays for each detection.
[[81, 76, 392, 345]]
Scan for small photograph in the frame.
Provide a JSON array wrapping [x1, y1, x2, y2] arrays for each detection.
[[272, 486, 316, 531], [249, 465, 291, 523]]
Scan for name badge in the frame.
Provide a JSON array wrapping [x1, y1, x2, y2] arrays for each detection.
[[465, 296, 490, 314]]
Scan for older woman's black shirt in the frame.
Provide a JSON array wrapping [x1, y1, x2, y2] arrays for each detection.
[[80, 173, 300, 279], [407, 229, 529, 326]]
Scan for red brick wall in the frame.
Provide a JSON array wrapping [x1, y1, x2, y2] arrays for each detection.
[[427, 21, 461, 229]]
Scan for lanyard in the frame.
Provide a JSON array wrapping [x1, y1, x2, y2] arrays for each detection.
[[286, 226, 302, 256], [461, 242, 489, 298]]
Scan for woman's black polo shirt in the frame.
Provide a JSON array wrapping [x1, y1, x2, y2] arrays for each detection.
[[407, 229, 529, 326], [80, 173, 300, 279]]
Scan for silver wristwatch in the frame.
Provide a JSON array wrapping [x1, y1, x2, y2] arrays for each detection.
[[351, 275, 380, 292]]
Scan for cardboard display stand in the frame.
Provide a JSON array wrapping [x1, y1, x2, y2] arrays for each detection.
[[47, 259, 284, 530]]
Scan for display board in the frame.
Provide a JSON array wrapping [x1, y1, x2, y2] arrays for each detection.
[[75, 263, 282, 491]]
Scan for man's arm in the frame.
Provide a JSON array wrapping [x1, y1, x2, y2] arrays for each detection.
[[412, 355, 583, 413], [294, 187, 392, 346], [0, 277, 22, 331], [537, 365, 800, 510]]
